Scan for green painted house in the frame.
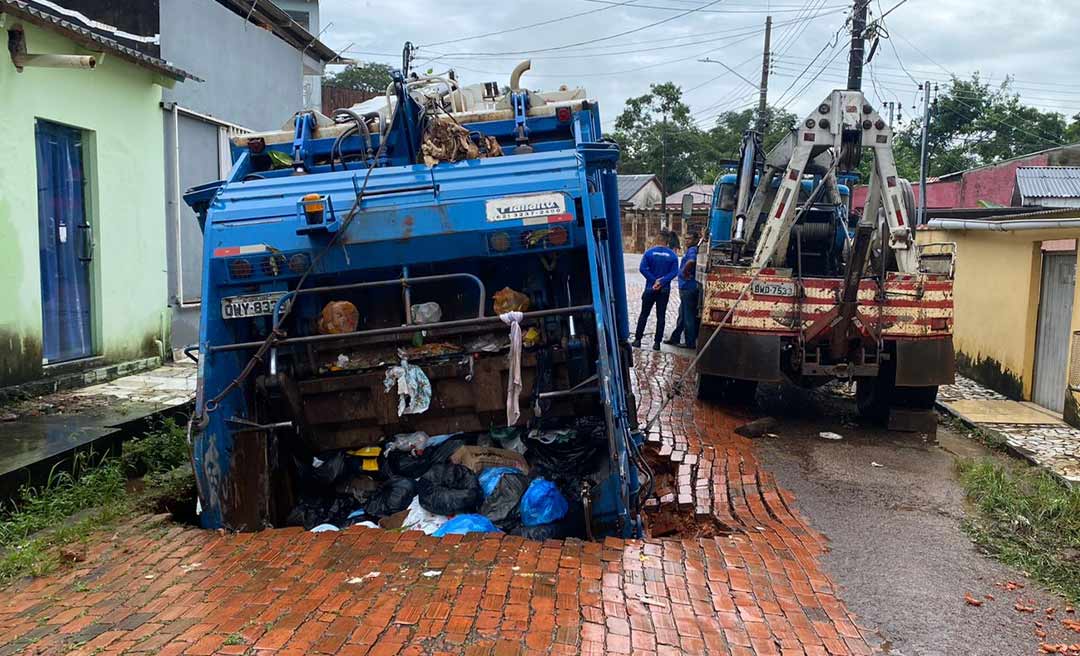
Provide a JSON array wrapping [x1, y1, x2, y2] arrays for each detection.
[[0, 1, 195, 389]]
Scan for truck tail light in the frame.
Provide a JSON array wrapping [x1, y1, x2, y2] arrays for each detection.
[[930, 318, 949, 331], [302, 193, 325, 225], [556, 106, 572, 122], [489, 232, 511, 252]]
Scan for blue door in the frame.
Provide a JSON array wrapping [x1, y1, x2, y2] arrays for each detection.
[[36, 120, 94, 363]]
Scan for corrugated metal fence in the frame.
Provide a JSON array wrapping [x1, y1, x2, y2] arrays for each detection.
[[321, 86, 377, 116]]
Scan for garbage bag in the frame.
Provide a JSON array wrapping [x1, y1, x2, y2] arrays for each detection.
[[432, 514, 500, 537], [492, 287, 530, 314], [386, 438, 465, 478], [318, 301, 359, 335], [526, 429, 605, 483], [418, 463, 482, 515], [309, 451, 345, 487], [365, 476, 417, 518], [511, 522, 567, 541], [480, 470, 529, 530], [400, 497, 449, 535], [411, 302, 442, 324], [385, 431, 430, 455], [285, 494, 355, 530], [478, 467, 524, 497], [519, 479, 568, 526], [310, 523, 340, 533], [383, 359, 431, 416]]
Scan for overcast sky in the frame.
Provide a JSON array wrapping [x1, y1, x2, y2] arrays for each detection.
[[317, 0, 1078, 133]]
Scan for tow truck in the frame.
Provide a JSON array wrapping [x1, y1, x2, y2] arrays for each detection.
[[695, 88, 956, 418]]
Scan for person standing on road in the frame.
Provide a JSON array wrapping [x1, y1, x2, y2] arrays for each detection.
[[665, 232, 701, 349], [633, 232, 679, 351]]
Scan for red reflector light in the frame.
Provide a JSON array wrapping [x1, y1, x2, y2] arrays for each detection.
[[895, 208, 904, 226], [556, 106, 572, 122], [548, 226, 568, 246], [489, 232, 512, 252], [930, 318, 948, 331]]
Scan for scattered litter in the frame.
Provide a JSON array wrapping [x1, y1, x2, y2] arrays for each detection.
[[385, 431, 432, 455], [310, 523, 340, 533], [492, 287, 530, 314], [964, 593, 983, 607], [1016, 601, 1037, 613], [1063, 618, 1080, 633], [871, 461, 884, 468], [384, 359, 431, 416], [422, 570, 442, 577], [819, 432, 843, 440], [411, 302, 442, 325], [347, 571, 381, 584], [179, 562, 202, 573], [996, 581, 1025, 591], [352, 521, 379, 529], [527, 428, 575, 444], [637, 594, 668, 607], [336, 354, 350, 368], [765, 433, 780, 439], [144, 574, 155, 580], [312, 457, 325, 468]]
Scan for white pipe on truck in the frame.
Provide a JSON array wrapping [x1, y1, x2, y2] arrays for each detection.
[[926, 218, 1080, 232]]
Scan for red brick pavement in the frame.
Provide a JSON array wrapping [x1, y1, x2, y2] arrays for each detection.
[[0, 282, 875, 655]]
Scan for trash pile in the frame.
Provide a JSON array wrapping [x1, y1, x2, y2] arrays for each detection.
[[286, 419, 606, 540]]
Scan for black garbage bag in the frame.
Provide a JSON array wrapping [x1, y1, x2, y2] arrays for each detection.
[[386, 438, 465, 478], [285, 494, 354, 530], [365, 476, 417, 518], [526, 435, 604, 484], [305, 451, 346, 488], [480, 471, 529, 530], [511, 522, 568, 541], [417, 463, 482, 515]]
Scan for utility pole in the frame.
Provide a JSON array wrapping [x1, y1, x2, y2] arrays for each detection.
[[917, 81, 932, 225], [661, 110, 668, 229], [756, 15, 772, 132], [846, 0, 869, 91]]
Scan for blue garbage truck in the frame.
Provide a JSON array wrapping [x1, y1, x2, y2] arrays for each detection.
[[184, 62, 645, 538]]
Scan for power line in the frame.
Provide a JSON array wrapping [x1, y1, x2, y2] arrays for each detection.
[[429, 0, 734, 57], [583, 0, 848, 13]]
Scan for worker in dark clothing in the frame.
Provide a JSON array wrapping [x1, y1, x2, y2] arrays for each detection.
[[665, 232, 701, 348], [633, 232, 679, 351]]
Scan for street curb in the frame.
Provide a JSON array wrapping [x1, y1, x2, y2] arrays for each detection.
[[0, 356, 162, 406], [936, 399, 1076, 488]]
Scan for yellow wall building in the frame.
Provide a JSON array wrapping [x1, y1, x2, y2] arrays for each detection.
[[921, 209, 1080, 425]]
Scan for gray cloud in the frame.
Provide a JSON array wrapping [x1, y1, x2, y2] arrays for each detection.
[[319, 0, 1080, 131]]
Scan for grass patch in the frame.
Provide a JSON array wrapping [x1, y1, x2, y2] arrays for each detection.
[[0, 418, 194, 584], [957, 457, 1080, 603]]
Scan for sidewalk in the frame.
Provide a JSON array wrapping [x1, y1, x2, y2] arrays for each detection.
[[0, 362, 196, 497], [939, 374, 1080, 484]]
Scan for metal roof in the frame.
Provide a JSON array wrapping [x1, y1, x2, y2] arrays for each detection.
[[617, 174, 658, 202], [1016, 167, 1080, 199], [1, 0, 199, 81], [666, 184, 713, 205]]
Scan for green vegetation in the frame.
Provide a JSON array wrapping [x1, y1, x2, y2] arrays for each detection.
[[957, 457, 1080, 603], [324, 61, 394, 94], [0, 419, 194, 583]]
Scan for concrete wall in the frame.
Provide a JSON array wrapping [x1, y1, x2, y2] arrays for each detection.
[[627, 182, 663, 210], [0, 20, 167, 386], [919, 225, 1080, 425], [622, 209, 709, 254], [160, 0, 306, 131], [159, 0, 314, 349]]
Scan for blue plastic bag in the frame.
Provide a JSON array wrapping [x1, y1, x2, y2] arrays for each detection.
[[478, 467, 524, 497], [519, 479, 568, 527], [432, 514, 501, 537]]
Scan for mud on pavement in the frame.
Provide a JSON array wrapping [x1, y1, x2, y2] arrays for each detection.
[[0, 348, 877, 656]]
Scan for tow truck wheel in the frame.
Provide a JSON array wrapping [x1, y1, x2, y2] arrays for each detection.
[[856, 374, 893, 421], [696, 374, 724, 401]]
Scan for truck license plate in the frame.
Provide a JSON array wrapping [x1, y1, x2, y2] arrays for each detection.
[[751, 280, 796, 297], [220, 292, 289, 319]]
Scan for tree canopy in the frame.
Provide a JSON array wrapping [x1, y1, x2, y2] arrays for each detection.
[[324, 61, 394, 94], [611, 75, 1080, 191]]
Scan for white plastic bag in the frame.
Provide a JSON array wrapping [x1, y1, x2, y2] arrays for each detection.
[[411, 302, 442, 324]]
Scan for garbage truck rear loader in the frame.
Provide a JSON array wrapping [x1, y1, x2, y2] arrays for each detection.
[[185, 63, 645, 537]]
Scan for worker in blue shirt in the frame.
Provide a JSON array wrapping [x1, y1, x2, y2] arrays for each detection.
[[665, 232, 700, 349], [633, 232, 680, 351]]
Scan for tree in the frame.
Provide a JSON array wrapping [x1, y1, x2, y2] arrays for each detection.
[[697, 106, 797, 182], [610, 82, 706, 195], [884, 74, 1080, 181], [324, 62, 394, 93]]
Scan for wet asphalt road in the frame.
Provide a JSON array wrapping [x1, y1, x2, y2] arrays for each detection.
[[752, 385, 1070, 656]]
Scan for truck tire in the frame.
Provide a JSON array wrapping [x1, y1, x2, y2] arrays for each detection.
[[696, 374, 724, 401]]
